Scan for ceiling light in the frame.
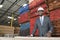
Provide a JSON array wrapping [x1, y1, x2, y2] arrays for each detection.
[[29, 0, 34, 4], [8, 22, 10, 23], [0, 5, 3, 8], [8, 16, 16, 20], [18, 17, 20, 18], [8, 16, 14, 19], [23, 4, 27, 7], [14, 18, 17, 20]]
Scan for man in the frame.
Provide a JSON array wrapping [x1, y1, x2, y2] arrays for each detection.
[[30, 7, 53, 37]]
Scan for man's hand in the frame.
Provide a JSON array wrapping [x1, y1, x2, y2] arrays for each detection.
[[46, 32, 51, 37], [30, 34, 33, 37]]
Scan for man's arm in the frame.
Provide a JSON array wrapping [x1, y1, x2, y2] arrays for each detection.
[[48, 18, 53, 33], [46, 17, 53, 37], [30, 21, 38, 36]]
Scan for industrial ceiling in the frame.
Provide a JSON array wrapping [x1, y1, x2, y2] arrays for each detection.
[[0, 0, 29, 27]]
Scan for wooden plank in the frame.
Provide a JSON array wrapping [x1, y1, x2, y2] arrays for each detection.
[[48, 1, 60, 10], [14, 27, 20, 34], [0, 25, 14, 34]]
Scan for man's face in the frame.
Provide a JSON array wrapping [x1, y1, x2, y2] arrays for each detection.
[[37, 10, 44, 16]]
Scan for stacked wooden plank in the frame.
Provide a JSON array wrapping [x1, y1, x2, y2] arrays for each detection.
[[48, 0, 60, 36], [18, 12, 30, 24], [0, 25, 14, 34], [14, 27, 20, 36], [14, 27, 20, 34], [48, 0, 60, 10], [52, 19, 60, 36]]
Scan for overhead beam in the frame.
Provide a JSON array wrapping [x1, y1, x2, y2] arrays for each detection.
[[0, 0, 18, 18]]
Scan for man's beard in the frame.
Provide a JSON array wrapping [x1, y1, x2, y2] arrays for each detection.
[[39, 14, 43, 16]]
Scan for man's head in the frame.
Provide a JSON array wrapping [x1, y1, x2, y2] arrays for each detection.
[[37, 7, 44, 16]]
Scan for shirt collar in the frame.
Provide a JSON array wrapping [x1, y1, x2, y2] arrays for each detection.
[[40, 15, 44, 18]]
